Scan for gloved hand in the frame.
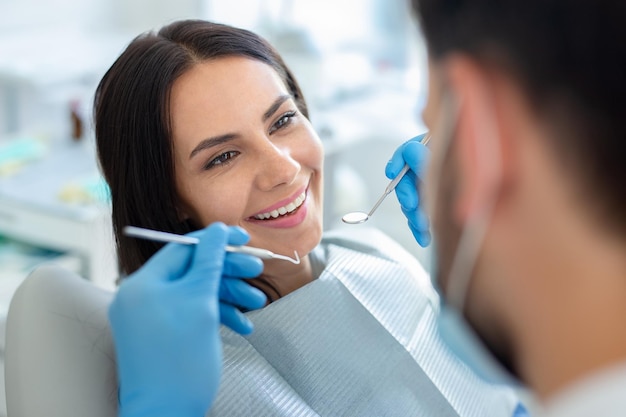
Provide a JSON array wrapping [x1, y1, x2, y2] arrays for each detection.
[[385, 133, 431, 247], [108, 223, 266, 417]]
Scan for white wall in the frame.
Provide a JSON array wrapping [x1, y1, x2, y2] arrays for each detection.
[[106, 0, 204, 33], [0, 0, 203, 34], [0, 0, 108, 33]]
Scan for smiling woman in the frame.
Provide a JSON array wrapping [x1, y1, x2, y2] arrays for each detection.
[[169, 55, 324, 300], [95, 21, 313, 281], [94, 19, 520, 417]]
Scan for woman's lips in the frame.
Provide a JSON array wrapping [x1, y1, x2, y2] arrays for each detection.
[[247, 199, 308, 228], [247, 186, 310, 228], [249, 185, 307, 219], [252, 191, 306, 220]]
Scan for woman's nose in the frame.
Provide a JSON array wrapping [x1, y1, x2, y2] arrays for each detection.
[[254, 140, 300, 191]]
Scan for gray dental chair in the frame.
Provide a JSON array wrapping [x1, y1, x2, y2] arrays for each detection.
[[4, 264, 118, 417]]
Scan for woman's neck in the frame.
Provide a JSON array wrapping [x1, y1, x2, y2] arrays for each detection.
[[250, 255, 314, 303]]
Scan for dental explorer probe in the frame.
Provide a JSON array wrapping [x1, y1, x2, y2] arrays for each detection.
[[123, 225, 301, 265], [342, 133, 431, 224]]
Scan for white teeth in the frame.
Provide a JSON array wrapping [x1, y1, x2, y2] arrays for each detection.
[[254, 191, 306, 220]]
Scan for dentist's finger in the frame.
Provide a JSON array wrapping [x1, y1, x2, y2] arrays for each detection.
[[137, 242, 195, 283], [395, 174, 419, 211], [386, 134, 428, 179], [219, 278, 267, 311], [401, 141, 430, 179], [223, 252, 264, 278], [189, 223, 230, 279], [225, 226, 251, 246], [401, 205, 430, 232], [219, 303, 255, 335]]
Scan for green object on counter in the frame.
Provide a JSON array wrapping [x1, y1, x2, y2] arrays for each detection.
[[0, 138, 47, 175]]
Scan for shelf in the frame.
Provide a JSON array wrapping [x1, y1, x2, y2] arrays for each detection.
[[0, 140, 117, 288]]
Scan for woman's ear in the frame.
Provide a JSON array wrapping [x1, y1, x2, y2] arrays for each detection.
[[175, 200, 193, 223]]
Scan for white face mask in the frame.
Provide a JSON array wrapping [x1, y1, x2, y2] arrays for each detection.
[[426, 91, 519, 386]]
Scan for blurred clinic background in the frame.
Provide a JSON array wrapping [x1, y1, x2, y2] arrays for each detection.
[[0, 0, 430, 413]]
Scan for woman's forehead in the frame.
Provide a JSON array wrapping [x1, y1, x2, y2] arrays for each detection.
[[175, 56, 288, 102], [169, 56, 293, 148]]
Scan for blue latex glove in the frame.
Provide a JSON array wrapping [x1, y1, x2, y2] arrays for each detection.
[[108, 223, 266, 417], [385, 133, 431, 247]]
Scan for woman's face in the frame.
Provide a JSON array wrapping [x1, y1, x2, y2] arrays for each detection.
[[170, 56, 324, 273]]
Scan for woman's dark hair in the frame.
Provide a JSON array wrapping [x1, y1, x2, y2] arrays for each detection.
[[95, 20, 309, 276], [412, 0, 626, 236]]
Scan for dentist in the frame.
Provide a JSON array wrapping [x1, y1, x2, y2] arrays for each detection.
[[387, 0, 626, 415]]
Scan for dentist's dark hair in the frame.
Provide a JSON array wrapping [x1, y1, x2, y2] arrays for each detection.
[[95, 20, 309, 276], [412, 0, 626, 236]]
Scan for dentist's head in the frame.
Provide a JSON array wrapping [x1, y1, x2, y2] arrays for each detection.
[[95, 21, 324, 300], [412, 0, 626, 399]]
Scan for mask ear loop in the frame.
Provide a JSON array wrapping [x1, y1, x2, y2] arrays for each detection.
[[442, 88, 504, 313]]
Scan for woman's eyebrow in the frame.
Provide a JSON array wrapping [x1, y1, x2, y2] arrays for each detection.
[[263, 95, 291, 122], [189, 95, 291, 160], [189, 133, 237, 160]]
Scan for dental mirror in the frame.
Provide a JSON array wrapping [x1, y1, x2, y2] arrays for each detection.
[[341, 164, 410, 224], [342, 133, 430, 225], [342, 211, 370, 224]]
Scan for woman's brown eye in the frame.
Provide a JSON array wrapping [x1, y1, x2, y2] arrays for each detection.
[[270, 111, 296, 134], [205, 151, 240, 169]]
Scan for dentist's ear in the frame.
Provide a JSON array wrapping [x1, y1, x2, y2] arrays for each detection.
[[444, 56, 514, 225]]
